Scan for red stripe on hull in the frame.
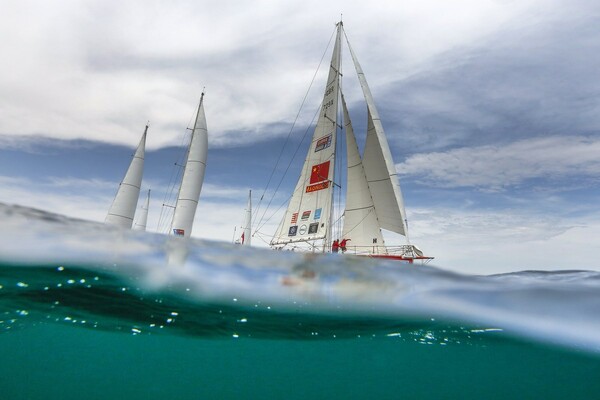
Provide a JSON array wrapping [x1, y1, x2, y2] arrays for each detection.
[[364, 254, 435, 263]]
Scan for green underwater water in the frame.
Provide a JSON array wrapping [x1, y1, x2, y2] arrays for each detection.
[[2, 203, 600, 399], [1, 322, 599, 400]]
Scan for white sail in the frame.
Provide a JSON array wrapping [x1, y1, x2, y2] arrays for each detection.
[[133, 189, 150, 231], [270, 23, 343, 247], [346, 37, 409, 238], [262, 22, 431, 261], [170, 93, 208, 238], [105, 125, 147, 228], [340, 95, 386, 254], [241, 190, 252, 245]]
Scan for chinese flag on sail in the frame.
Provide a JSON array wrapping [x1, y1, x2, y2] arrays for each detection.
[[310, 161, 330, 184]]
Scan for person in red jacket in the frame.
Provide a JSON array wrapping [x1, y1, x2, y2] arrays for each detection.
[[340, 238, 351, 253], [332, 239, 340, 253]]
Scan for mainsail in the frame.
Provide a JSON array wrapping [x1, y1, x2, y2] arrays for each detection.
[[270, 23, 343, 247], [105, 125, 147, 228], [170, 93, 208, 238], [133, 189, 150, 231]]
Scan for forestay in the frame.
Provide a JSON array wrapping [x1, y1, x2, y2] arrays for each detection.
[[270, 24, 343, 247]]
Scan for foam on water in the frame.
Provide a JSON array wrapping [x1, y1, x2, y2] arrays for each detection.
[[1, 202, 600, 352]]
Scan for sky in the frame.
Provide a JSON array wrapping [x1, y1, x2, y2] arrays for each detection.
[[1, 0, 599, 274]]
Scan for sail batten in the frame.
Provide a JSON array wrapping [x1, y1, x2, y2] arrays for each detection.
[[170, 93, 208, 238], [105, 125, 147, 228]]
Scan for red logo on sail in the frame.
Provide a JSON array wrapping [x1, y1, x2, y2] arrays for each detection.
[[315, 135, 332, 152], [306, 181, 330, 193], [291, 213, 298, 223], [310, 161, 330, 184]]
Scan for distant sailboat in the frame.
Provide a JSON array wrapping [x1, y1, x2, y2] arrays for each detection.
[[105, 124, 147, 228], [240, 190, 252, 245], [269, 22, 431, 263], [133, 189, 151, 231], [169, 92, 208, 238]]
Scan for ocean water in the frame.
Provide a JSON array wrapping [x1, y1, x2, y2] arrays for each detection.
[[1, 203, 599, 399]]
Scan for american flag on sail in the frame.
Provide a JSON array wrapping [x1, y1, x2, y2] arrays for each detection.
[[173, 228, 185, 236]]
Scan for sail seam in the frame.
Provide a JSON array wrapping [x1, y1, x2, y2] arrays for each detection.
[[367, 178, 391, 183], [106, 213, 134, 220], [119, 182, 141, 189], [345, 205, 375, 212]]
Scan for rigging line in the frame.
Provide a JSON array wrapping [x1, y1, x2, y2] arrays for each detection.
[[157, 138, 187, 232], [253, 25, 338, 232], [156, 101, 198, 233], [343, 207, 377, 237], [156, 134, 187, 232], [253, 230, 276, 246], [254, 97, 321, 234], [260, 119, 337, 238], [254, 191, 294, 236]]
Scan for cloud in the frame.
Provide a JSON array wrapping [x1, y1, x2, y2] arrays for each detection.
[[0, 175, 110, 222], [0, 172, 279, 247], [376, 0, 600, 155], [0, 0, 549, 149], [403, 205, 600, 274], [397, 135, 600, 191]]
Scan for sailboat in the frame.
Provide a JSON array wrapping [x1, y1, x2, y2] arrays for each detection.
[[168, 92, 208, 238], [269, 22, 432, 263], [105, 124, 147, 228], [239, 190, 252, 245]]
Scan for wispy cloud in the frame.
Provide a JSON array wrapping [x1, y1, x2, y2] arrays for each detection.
[[0, 175, 110, 222], [405, 205, 600, 273], [375, 0, 600, 156], [398, 135, 600, 191], [0, 172, 274, 246]]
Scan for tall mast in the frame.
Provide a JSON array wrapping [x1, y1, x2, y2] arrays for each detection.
[[326, 20, 344, 252], [105, 124, 147, 228], [170, 92, 208, 238]]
